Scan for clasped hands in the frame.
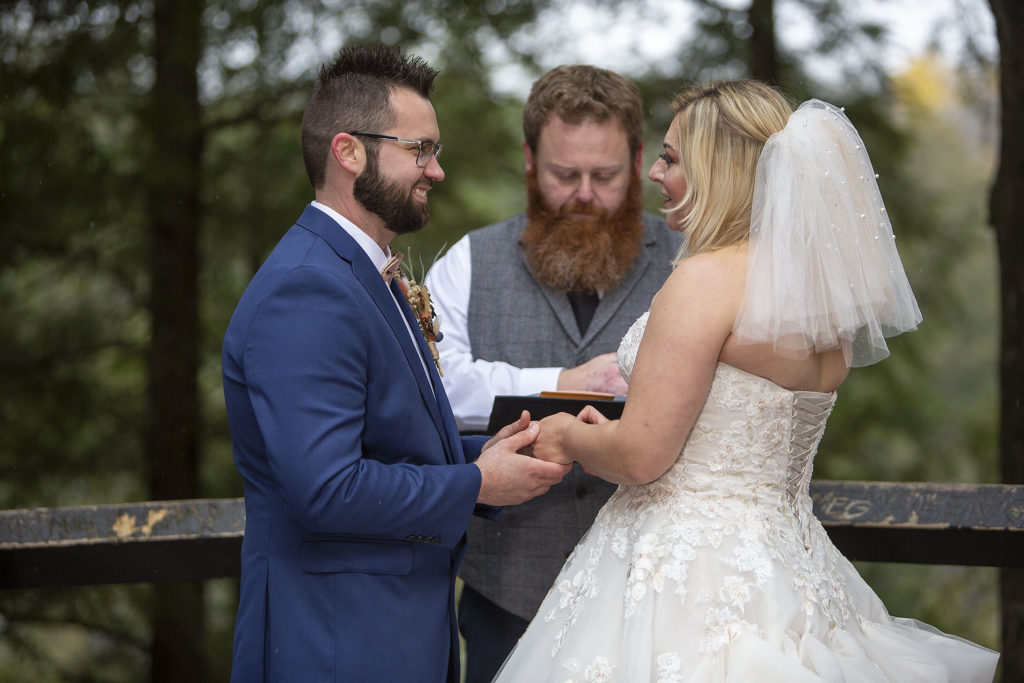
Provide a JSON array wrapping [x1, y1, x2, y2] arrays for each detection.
[[475, 406, 608, 507], [530, 404, 608, 469]]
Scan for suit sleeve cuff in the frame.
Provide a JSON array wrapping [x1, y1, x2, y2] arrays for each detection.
[[473, 503, 502, 520]]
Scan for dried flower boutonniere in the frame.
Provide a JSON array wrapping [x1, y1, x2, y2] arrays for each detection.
[[396, 264, 444, 377]]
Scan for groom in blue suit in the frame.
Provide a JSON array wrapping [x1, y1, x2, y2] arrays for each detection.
[[222, 45, 570, 682]]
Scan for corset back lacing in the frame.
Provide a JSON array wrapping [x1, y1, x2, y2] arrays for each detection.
[[785, 392, 836, 544]]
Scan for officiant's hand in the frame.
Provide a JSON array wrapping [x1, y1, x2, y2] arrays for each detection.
[[476, 418, 571, 506], [557, 353, 628, 395]]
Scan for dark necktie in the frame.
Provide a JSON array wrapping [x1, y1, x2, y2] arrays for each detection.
[[567, 291, 600, 334]]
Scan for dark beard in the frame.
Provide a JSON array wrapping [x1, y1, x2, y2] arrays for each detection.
[[353, 149, 429, 235], [520, 168, 645, 293]]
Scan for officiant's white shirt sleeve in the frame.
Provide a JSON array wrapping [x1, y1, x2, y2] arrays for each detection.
[[425, 235, 561, 431]]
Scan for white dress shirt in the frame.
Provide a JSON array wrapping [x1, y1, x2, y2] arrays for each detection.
[[424, 235, 561, 430]]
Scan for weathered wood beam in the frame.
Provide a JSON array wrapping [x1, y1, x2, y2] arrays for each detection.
[[0, 498, 243, 588], [1, 482, 1022, 590], [811, 481, 1024, 566]]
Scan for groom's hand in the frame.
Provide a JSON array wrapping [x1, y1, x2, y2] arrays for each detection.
[[482, 410, 532, 452], [475, 421, 571, 506]]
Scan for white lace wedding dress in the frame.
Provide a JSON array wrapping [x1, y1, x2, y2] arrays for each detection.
[[494, 313, 998, 682]]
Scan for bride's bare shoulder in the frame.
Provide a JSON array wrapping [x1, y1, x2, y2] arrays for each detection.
[[663, 243, 747, 295], [650, 244, 748, 339]]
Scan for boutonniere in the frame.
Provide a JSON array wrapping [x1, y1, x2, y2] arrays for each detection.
[[395, 265, 444, 377]]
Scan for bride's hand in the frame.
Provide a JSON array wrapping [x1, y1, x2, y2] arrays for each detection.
[[576, 404, 609, 425], [571, 406, 608, 475], [532, 412, 577, 466]]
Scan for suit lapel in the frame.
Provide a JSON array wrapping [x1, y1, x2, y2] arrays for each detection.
[[296, 205, 458, 463], [392, 283, 463, 463]]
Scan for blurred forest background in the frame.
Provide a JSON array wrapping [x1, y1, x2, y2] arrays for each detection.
[[1, 0, 1020, 680]]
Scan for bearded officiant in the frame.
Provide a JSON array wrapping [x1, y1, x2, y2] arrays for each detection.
[[423, 64, 682, 682]]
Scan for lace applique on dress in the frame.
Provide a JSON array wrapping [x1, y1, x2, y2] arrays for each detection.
[[616, 311, 647, 384]]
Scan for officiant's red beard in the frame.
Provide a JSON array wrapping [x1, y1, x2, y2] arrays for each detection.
[[520, 167, 644, 294]]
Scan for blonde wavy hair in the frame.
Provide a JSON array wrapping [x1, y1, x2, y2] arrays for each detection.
[[668, 80, 792, 259]]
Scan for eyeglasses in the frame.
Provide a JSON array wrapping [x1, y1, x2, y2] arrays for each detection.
[[349, 132, 443, 168]]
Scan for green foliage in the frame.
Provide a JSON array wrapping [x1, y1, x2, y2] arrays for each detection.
[[0, 585, 150, 682], [0, 0, 151, 509]]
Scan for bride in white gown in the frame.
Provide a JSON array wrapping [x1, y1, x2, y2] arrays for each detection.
[[493, 80, 999, 682]]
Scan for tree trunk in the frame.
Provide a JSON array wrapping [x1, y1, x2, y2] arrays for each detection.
[[988, 1, 1024, 680], [748, 0, 778, 83], [145, 0, 206, 680]]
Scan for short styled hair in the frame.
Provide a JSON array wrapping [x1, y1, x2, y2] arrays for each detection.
[[301, 45, 439, 189], [669, 80, 792, 257], [523, 65, 644, 157]]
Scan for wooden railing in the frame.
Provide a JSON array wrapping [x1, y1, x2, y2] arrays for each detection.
[[1, 480, 1022, 589]]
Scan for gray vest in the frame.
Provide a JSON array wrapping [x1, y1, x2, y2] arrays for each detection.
[[459, 211, 682, 619]]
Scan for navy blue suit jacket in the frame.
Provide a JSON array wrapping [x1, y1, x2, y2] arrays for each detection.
[[223, 204, 493, 682]]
